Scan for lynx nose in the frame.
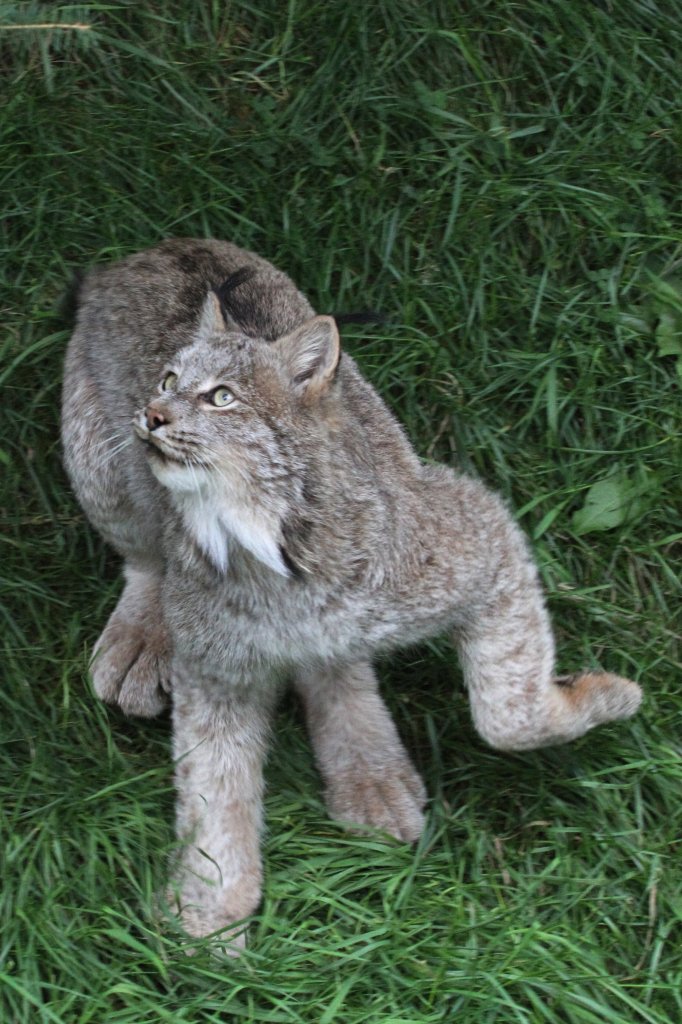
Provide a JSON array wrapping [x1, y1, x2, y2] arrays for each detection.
[[145, 402, 170, 431]]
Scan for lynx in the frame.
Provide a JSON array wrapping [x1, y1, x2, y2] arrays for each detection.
[[61, 238, 642, 945]]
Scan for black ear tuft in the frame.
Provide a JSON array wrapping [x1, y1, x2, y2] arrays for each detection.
[[331, 310, 389, 328], [214, 267, 256, 327]]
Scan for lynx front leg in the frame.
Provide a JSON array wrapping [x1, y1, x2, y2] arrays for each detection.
[[294, 661, 426, 842], [169, 667, 273, 946], [458, 554, 642, 751], [91, 564, 171, 717]]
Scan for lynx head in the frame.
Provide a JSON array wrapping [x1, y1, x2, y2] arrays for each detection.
[[133, 288, 340, 575]]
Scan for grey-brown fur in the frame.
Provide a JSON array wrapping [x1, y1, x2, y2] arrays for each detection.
[[62, 238, 642, 946]]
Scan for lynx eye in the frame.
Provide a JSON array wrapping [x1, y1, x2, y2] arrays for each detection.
[[161, 371, 178, 392], [209, 386, 236, 408]]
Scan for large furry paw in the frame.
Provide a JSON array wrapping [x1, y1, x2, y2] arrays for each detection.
[[91, 614, 171, 717], [172, 901, 248, 956], [166, 873, 260, 953], [556, 670, 643, 727], [324, 755, 427, 843]]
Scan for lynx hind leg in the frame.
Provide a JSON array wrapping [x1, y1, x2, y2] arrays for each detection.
[[91, 564, 171, 717], [458, 565, 642, 752], [294, 661, 427, 843]]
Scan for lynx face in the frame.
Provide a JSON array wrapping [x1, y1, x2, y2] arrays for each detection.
[[133, 335, 282, 493], [131, 300, 340, 574]]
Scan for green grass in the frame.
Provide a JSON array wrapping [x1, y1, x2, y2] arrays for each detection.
[[1, 1, 680, 1021]]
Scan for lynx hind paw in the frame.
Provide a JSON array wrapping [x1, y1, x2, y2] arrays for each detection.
[[325, 758, 427, 844], [91, 618, 171, 717], [556, 671, 643, 725]]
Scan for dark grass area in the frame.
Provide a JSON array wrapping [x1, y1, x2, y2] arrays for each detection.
[[1, 2, 680, 1021]]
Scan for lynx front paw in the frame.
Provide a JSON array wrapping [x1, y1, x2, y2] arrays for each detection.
[[167, 874, 260, 952], [173, 901, 248, 955], [91, 615, 171, 717], [325, 756, 427, 843]]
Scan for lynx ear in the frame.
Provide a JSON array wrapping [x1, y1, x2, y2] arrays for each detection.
[[277, 316, 340, 400], [196, 291, 227, 339]]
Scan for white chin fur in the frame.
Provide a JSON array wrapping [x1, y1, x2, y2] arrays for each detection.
[[165, 473, 288, 578], [149, 456, 209, 494]]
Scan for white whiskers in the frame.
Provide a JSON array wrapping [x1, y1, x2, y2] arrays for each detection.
[[99, 435, 134, 466]]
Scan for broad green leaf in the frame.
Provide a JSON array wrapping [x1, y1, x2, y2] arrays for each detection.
[[654, 311, 682, 357], [572, 471, 656, 536]]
